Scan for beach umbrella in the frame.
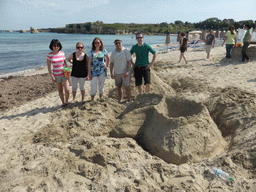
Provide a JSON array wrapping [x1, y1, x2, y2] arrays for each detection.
[[165, 30, 170, 45], [165, 30, 171, 52], [215, 26, 219, 38], [186, 30, 189, 40], [201, 25, 206, 40], [220, 28, 225, 38], [177, 31, 181, 42]]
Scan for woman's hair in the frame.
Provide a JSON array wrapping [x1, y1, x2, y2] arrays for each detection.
[[229, 25, 235, 35], [245, 24, 251, 29], [92, 37, 104, 50], [181, 32, 186, 37], [76, 42, 84, 48], [49, 39, 62, 50]]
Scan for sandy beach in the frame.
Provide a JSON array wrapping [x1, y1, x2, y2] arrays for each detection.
[[1, 45, 256, 191]]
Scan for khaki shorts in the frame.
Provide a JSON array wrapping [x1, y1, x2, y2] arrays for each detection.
[[206, 45, 212, 53], [55, 75, 69, 83], [115, 73, 130, 87]]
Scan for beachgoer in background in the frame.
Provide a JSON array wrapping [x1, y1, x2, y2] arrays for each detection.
[[242, 24, 252, 62], [178, 32, 188, 64], [222, 25, 237, 61], [47, 39, 70, 106], [88, 37, 110, 101], [205, 29, 215, 59], [130, 33, 157, 94], [67, 42, 90, 102], [110, 39, 132, 102]]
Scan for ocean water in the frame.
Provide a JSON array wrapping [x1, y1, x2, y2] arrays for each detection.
[[0, 32, 176, 77]]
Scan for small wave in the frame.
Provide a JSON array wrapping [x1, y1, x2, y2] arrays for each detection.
[[0, 68, 37, 78]]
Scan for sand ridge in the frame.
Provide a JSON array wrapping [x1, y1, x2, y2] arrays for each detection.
[[0, 46, 256, 191]]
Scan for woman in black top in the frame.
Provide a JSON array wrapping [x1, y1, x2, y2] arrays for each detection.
[[178, 32, 188, 64], [67, 42, 90, 102]]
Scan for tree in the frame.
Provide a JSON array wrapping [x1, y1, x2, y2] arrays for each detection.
[[84, 22, 92, 31], [160, 22, 169, 28], [175, 20, 183, 25]]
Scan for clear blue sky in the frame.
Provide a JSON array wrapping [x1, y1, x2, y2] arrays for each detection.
[[0, 0, 255, 30]]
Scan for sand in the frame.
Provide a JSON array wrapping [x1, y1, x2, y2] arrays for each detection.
[[0, 45, 256, 191]]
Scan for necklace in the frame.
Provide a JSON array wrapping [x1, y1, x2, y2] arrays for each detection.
[[76, 52, 84, 61]]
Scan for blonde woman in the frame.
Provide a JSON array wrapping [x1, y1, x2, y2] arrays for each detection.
[[222, 25, 237, 61], [67, 42, 90, 102]]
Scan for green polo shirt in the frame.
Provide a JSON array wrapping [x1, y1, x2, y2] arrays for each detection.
[[130, 43, 156, 67]]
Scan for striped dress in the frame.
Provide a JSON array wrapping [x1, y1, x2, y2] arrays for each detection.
[[47, 51, 66, 76]]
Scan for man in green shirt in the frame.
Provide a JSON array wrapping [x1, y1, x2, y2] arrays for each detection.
[[130, 33, 157, 94]]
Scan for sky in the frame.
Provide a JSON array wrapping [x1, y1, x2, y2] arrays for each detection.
[[0, 0, 255, 30]]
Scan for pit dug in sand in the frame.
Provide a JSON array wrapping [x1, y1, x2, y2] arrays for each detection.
[[110, 93, 227, 165]]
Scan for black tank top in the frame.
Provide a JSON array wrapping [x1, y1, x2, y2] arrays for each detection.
[[181, 37, 187, 48], [71, 52, 88, 78]]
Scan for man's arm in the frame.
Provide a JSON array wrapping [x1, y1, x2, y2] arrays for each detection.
[[124, 60, 132, 77], [146, 53, 157, 69]]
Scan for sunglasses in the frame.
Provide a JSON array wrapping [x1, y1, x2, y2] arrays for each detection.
[[136, 37, 143, 39], [77, 47, 84, 49], [115, 42, 121, 45]]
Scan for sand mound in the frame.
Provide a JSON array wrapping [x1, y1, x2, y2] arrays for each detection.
[[111, 94, 227, 165], [2, 47, 256, 191]]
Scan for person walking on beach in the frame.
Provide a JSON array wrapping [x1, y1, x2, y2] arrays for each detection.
[[130, 33, 157, 94], [205, 29, 215, 59], [242, 24, 252, 62], [67, 42, 90, 102], [88, 37, 110, 101], [47, 39, 70, 106], [110, 39, 132, 102], [222, 25, 237, 61], [178, 32, 188, 64]]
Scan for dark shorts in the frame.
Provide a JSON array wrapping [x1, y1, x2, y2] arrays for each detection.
[[134, 66, 150, 86], [180, 47, 186, 53]]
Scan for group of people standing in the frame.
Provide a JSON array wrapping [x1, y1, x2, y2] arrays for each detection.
[[47, 33, 157, 106], [221, 24, 252, 62], [178, 24, 253, 62]]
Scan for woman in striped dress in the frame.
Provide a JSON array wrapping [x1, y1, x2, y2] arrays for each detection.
[[47, 39, 70, 106]]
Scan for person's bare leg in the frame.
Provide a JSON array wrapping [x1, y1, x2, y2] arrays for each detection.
[[99, 94, 103, 99], [57, 82, 65, 105], [91, 95, 95, 101], [178, 53, 183, 62], [183, 54, 188, 64], [63, 80, 70, 104], [137, 85, 143, 94], [117, 86, 123, 102], [81, 90, 85, 102], [145, 84, 150, 93], [125, 86, 131, 101], [207, 53, 210, 59], [72, 91, 77, 102]]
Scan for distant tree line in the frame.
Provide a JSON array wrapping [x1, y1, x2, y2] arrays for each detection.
[[41, 18, 256, 35]]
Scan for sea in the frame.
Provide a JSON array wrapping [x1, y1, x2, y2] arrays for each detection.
[[0, 32, 176, 77]]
